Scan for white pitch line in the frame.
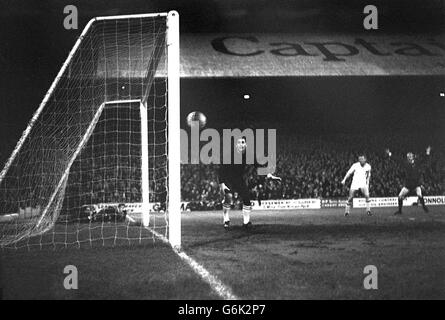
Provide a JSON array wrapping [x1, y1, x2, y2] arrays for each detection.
[[145, 227, 239, 300]]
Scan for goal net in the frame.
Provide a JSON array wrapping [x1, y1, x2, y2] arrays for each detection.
[[0, 12, 181, 250]]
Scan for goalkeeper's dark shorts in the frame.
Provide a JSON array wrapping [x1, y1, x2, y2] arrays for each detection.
[[222, 178, 252, 206], [403, 180, 422, 191]]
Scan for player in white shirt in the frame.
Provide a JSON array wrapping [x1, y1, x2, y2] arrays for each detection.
[[341, 154, 372, 216]]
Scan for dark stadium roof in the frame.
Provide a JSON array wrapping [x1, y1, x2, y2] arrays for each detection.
[[2, 0, 445, 34]]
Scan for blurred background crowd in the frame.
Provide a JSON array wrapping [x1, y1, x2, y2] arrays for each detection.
[[181, 132, 444, 210]]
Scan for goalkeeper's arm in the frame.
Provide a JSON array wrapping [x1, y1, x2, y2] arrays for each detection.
[[266, 172, 281, 181], [218, 164, 231, 195], [220, 182, 230, 194], [254, 158, 281, 181]]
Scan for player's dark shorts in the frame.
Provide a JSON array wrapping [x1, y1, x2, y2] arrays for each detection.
[[403, 181, 421, 191], [222, 177, 252, 206]]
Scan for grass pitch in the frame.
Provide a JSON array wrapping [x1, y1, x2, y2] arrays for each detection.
[[1, 206, 445, 299]]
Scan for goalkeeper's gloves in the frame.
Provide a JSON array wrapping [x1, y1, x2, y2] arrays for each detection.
[[220, 183, 230, 193]]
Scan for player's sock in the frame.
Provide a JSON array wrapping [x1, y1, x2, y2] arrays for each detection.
[[223, 204, 230, 223], [398, 198, 403, 213], [366, 200, 371, 212], [419, 196, 429, 212], [345, 202, 351, 215], [242, 205, 252, 224]]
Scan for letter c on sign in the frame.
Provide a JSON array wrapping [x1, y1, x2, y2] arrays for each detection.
[[211, 36, 264, 56]]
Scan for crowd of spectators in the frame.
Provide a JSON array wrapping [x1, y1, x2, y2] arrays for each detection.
[[181, 133, 444, 210]]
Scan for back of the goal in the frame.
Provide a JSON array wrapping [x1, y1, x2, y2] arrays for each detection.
[[0, 12, 181, 250]]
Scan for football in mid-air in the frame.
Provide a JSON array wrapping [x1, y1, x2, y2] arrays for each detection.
[[186, 111, 207, 128]]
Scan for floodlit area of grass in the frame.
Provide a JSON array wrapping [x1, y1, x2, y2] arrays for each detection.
[[1, 206, 445, 299], [1, 242, 220, 299]]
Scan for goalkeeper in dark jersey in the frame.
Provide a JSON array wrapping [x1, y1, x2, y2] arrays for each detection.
[[219, 136, 281, 230], [386, 146, 431, 215]]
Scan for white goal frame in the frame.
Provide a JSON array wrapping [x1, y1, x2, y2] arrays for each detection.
[[166, 11, 181, 250], [0, 11, 181, 249]]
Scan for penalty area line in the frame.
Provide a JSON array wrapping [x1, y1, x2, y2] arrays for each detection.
[[145, 226, 239, 300]]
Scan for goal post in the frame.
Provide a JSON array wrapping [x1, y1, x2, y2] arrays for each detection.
[[167, 11, 181, 250], [140, 100, 150, 229], [0, 11, 181, 249]]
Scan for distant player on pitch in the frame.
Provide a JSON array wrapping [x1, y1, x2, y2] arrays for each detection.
[[386, 146, 431, 215], [341, 154, 372, 216]]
